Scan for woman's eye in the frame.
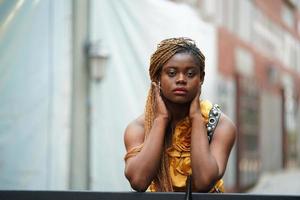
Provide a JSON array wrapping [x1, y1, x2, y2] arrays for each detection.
[[168, 70, 176, 77], [187, 70, 195, 77]]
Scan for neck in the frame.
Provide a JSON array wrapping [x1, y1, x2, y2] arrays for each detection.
[[164, 98, 190, 125], [162, 98, 191, 146]]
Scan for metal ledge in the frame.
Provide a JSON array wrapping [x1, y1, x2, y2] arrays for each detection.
[[0, 191, 299, 200]]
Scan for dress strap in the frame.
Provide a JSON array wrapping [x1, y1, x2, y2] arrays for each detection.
[[206, 104, 221, 142]]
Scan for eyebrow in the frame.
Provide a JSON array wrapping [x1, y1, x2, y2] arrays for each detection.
[[164, 66, 198, 69], [163, 66, 200, 74]]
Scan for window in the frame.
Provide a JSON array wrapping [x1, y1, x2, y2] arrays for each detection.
[[237, 0, 253, 42], [281, 1, 295, 29]]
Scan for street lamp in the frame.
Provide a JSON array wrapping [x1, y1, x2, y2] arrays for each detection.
[[87, 40, 109, 82]]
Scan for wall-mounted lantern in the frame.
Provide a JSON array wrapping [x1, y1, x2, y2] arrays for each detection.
[[87, 40, 109, 82]]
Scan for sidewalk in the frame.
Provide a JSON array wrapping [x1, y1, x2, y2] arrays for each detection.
[[247, 168, 300, 194]]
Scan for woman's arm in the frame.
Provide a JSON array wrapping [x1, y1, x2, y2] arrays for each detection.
[[189, 92, 236, 192], [124, 83, 169, 191], [190, 114, 236, 192]]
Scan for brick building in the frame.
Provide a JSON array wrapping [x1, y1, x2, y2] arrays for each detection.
[[173, 0, 300, 192]]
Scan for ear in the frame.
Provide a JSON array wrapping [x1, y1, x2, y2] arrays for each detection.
[[200, 72, 205, 85], [199, 79, 204, 86]]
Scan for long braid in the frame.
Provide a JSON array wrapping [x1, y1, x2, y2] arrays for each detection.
[[125, 37, 205, 191]]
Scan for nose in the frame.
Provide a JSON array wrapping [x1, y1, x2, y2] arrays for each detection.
[[176, 73, 187, 85]]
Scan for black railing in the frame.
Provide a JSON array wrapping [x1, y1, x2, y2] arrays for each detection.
[[0, 191, 299, 200]]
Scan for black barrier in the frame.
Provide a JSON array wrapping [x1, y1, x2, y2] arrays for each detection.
[[0, 191, 299, 200]]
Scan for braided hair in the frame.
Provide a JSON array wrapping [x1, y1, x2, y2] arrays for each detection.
[[125, 37, 205, 191]]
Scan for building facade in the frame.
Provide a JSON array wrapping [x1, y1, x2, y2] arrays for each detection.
[[174, 0, 300, 192]]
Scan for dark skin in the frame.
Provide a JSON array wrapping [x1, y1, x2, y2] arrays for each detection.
[[124, 53, 236, 192]]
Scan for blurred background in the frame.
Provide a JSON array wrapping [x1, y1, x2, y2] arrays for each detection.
[[0, 0, 300, 194]]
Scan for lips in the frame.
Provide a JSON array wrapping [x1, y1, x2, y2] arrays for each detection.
[[173, 87, 188, 95]]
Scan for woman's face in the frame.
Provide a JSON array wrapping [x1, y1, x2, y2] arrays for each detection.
[[159, 52, 203, 104]]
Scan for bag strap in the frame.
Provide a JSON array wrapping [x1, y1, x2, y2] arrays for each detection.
[[207, 104, 221, 143], [184, 175, 192, 200]]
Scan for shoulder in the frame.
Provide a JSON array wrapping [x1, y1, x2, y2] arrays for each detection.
[[214, 112, 237, 144], [205, 102, 236, 138], [219, 113, 236, 134], [125, 115, 144, 134], [124, 114, 145, 151]]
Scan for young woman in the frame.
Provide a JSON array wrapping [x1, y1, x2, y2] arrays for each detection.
[[124, 37, 236, 192]]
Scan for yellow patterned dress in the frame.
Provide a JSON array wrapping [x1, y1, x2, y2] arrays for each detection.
[[148, 100, 224, 192]]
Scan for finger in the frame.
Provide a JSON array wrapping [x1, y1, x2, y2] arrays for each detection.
[[151, 81, 157, 92], [192, 87, 200, 103]]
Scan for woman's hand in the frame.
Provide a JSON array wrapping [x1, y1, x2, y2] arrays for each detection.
[[189, 87, 202, 120], [152, 82, 169, 121]]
